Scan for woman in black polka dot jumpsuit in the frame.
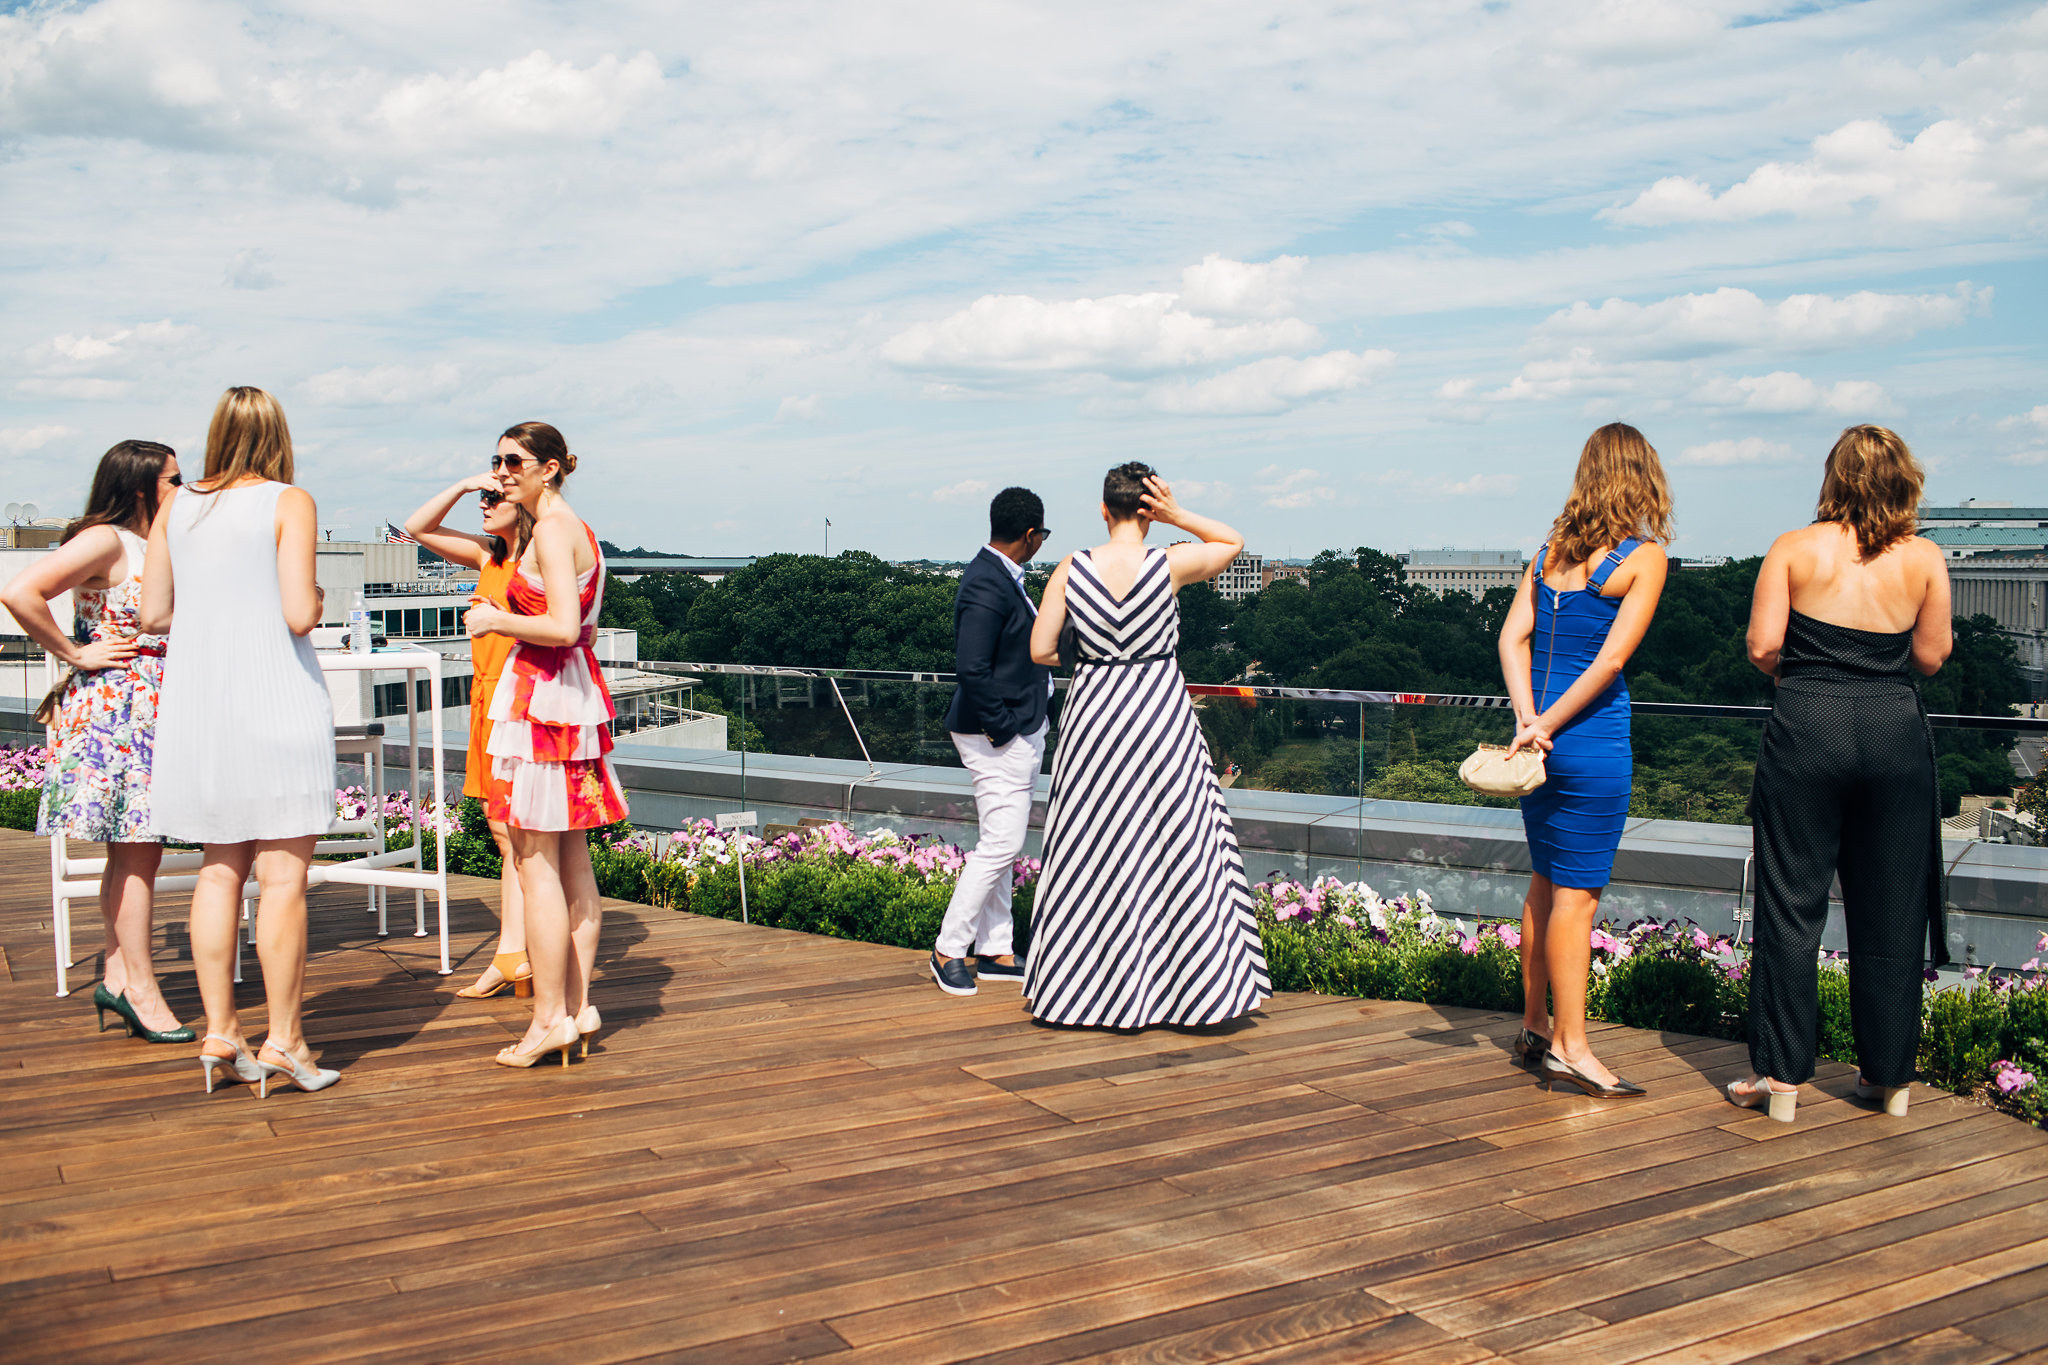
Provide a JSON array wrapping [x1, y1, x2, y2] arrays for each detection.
[[1731, 425, 1952, 1124]]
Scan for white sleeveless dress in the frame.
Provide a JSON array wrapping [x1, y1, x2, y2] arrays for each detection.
[[149, 482, 336, 843]]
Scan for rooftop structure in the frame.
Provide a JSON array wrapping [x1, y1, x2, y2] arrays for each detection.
[[1921, 526, 2048, 560], [1919, 500, 2048, 527], [1403, 548, 1525, 599], [606, 556, 757, 581]]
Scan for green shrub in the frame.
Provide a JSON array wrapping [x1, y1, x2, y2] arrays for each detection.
[[1602, 955, 1725, 1037], [1, 789, 37, 832]]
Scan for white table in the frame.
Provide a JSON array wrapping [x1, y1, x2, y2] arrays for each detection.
[[309, 645, 452, 973], [44, 643, 454, 995]]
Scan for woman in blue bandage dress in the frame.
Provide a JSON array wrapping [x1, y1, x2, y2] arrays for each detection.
[[1497, 423, 1671, 1100]]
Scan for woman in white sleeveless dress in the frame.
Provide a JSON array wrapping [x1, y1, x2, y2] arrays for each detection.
[[1025, 463, 1270, 1029], [142, 387, 340, 1097], [0, 440, 190, 1042]]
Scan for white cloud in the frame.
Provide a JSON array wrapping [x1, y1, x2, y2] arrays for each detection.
[[375, 50, 664, 148], [1258, 466, 1334, 510], [224, 248, 278, 291], [1147, 349, 1394, 416], [1442, 473, 1520, 496], [22, 320, 198, 374], [1998, 404, 2048, 433], [930, 478, 990, 503], [0, 425, 79, 455], [1534, 285, 1987, 359], [1603, 117, 2048, 227], [301, 362, 463, 407], [882, 293, 1318, 376], [1696, 371, 1894, 416], [2006, 449, 2048, 466], [774, 394, 823, 423], [1177, 254, 1306, 319], [1676, 437, 1799, 467], [1376, 470, 1521, 498]]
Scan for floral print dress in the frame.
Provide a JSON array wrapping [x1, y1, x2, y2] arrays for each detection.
[[38, 528, 167, 843]]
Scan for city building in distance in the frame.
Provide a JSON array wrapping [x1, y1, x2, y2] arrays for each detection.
[[1215, 551, 1265, 601], [1403, 548, 1526, 599], [1263, 562, 1311, 591], [1923, 502, 2048, 699]]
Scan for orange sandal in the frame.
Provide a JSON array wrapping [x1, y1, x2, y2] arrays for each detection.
[[456, 952, 533, 999]]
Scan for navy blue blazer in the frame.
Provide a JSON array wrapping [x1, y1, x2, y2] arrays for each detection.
[[941, 548, 1051, 746]]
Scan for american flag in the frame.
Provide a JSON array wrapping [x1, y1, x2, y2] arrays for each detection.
[[385, 522, 419, 546]]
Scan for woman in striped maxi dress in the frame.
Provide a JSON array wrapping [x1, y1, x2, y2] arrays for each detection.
[[1024, 462, 1270, 1029]]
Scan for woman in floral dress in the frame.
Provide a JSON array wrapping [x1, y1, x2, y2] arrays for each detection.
[[0, 440, 191, 1042], [467, 421, 628, 1068]]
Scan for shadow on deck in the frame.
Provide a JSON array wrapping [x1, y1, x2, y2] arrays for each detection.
[[1, 827, 2045, 1364]]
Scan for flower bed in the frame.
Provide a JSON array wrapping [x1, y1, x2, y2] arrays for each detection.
[[3, 740, 2043, 1125]]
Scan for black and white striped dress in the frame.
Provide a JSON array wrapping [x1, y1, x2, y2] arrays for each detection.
[[1025, 547, 1271, 1028]]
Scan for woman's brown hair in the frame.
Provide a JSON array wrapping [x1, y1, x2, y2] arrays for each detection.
[[486, 503, 537, 567], [1816, 424, 1922, 558], [1548, 423, 1674, 569], [62, 440, 174, 544], [501, 421, 577, 487], [200, 386, 295, 487]]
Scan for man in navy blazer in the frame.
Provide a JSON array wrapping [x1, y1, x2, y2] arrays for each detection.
[[931, 487, 1053, 996]]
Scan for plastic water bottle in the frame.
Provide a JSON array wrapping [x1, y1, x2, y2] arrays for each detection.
[[348, 592, 372, 653]]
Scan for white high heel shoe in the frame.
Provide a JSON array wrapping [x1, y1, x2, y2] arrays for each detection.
[[1855, 1076, 1911, 1116], [254, 1040, 340, 1096], [199, 1034, 264, 1094], [1726, 1075, 1799, 1123]]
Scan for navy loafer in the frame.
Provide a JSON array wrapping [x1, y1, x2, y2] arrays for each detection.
[[930, 952, 977, 996], [972, 956, 1025, 984]]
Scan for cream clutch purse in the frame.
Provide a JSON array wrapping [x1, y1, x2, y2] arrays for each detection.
[[1459, 743, 1546, 797]]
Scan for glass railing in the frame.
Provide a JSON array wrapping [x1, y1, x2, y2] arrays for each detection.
[[628, 660, 2047, 828]]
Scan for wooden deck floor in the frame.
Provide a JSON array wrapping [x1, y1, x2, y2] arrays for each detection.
[[2, 826, 2047, 1364]]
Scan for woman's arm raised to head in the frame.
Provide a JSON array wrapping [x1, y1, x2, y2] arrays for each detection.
[[404, 475, 500, 570], [0, 525, 133, 668], [1746, 534, 1794, 679], [276, 486, 325, 636], [1910, 538, 1953, 677], [138, 496, 178, 637], [1146, 477, 1244, 589], [1029, 557, 1074, 667], [465, 514, 583, 648]]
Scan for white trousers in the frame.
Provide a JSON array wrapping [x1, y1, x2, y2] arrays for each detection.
[[935, 722, 1046, 959]]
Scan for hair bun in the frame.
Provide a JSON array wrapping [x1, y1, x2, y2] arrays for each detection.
[[563, 451, 579, 475]]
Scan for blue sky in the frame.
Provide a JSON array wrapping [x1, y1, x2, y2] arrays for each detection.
[[2, 0, 2044, 561]]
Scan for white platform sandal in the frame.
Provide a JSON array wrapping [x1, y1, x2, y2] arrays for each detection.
[[1726, 1075, 1799, 1123]]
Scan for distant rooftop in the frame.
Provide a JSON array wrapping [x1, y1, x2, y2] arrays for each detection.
[[1406, 548, 1525, 567], [607, 556, 759, 575], [1923, 527, 2048, 547], [1920, 504, 2048, 522]]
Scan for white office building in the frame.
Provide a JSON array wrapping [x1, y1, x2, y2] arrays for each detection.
[[1403, 549, 1526, 599]]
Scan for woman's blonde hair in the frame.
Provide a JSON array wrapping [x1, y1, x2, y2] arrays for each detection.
[[1548, 422, 1673, 569], [1817, 424, 1923, 558], [201, 386, 295, 487]]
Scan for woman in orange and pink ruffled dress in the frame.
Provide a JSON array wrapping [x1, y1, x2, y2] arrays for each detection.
[[464, 421, 628, 1069]]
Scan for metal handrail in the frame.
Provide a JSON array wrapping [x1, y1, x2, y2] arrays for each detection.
[[631, 659, 2048, 733]]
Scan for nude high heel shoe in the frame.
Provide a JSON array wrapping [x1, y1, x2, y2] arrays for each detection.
[[199, 1034, 264, 1094], [574, 1004, 601, 1059], [495, 1016, 581, 1069]]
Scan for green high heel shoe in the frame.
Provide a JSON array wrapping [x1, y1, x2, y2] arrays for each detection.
[[92, 984, 197, 1044]]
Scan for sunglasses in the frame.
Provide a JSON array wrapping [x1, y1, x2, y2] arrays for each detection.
[[489, 452, 529, 472], [478, 490, 504, 508], [163, 472, 182, 487]]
